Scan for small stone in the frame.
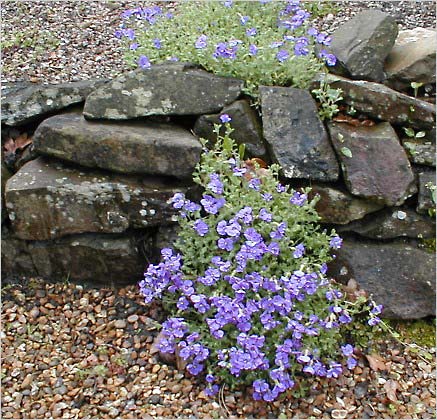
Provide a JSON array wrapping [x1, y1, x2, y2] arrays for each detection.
[[114, 319, 126, 329], [127, 314, 138, 323], [152, 365, 160, 374], [331, 409, 348, 419], [108, 407, 119, 418]]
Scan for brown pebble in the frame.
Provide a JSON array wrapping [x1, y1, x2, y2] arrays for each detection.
[[152, 365, 160, 374]]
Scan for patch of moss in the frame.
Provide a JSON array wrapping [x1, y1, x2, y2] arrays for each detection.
[[420, 237, 436, 253], [387, 318, 436, 348]]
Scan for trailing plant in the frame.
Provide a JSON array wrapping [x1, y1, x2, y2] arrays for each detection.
[[139, 116, 382, 402], [115, 0, 337, 99], [311, 75, 343, 120]]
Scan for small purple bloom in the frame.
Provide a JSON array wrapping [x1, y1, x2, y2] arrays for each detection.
[[138, 55, 151, 69], [259, 208, 272, 222], [248, 44, 258, 56], [193, 220, 209, 236], [293, 243, 305, 258], [276, 49, 289, 63], [341, 344, 354, 357], [219, 113, 232, 123], [248, 178, 261, 191], [224, 0, 233, 6], [129, 42, 139, 50], [246, 28, 257, 36], [152, 38, 162, 49], [200, 195, 225, 214], [270, 41, 284, 48], [240, 15, 250, 25], [290, 191, 307, 206], [371, 304, 383, 315], [347, 357, 357, 370], [329, 236, 343, 249], [195, 34, 208, 49], [368, 317, 381, 326], [208, 173, 224, 195]]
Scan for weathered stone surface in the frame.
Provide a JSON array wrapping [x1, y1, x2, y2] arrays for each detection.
[[402, 139, 436, 167], [83, 63, 243, 120], [5, 158, 188, 240], [329, 240, 436, 319], [385, 28, 436, 90], [1, 79, 108, 126], [193, 99, 267, 158], [338, 207, 435, 239], [153, 225, 180, 259], [310, 185, 384, 225], [2, 162, 12, 223], [328, 122, 417, 206], [416, 171, 436, 215], [1, 225, 35, 277], [28, 233, 145, 285], [313, 74, 436, 129], [260, 86, 339, 181], [32, 113, 201, 178], [328, 10, 398, 82]]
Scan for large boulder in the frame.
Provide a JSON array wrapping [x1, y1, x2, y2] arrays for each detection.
[[1, 162, 12, 223], [416, 171, 436, 215], [329, 240, 436, 319], [328, 10, 398, 82], [313, 74, 436, 129], [5, 158, 188, 240], [385, 28, 436, 91], [1, 79, 108, 126], [338, 207, 435, 240], [260, 86, 339, 181], [328, 122, 417, 206], [32, 113, 201, 178], [193, 99, 267, 159], [28, 233, 145, 285], [83, 63, 244, 120], [310, 185, 384, 225]]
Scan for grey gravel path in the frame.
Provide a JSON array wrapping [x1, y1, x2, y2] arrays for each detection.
[[1, 1, 435, 84]]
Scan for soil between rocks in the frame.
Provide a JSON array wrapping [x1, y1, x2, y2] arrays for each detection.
[[1, 277, 435, 419]]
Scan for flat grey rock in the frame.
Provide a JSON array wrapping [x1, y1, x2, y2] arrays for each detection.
[[329, 240, 436, 319], [32, 113, 201, 178], [328, 121, 417, 206], [5, 158, 188, 240], [260, 86, 339, 181], [1, 79, 108, 126], [83, 63, 244, 119]]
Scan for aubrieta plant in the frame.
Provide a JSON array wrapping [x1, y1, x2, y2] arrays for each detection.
[[139, 116, 383, 402], [115, 0, 337, 98]]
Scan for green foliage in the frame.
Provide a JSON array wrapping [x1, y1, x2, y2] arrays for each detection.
[[311, 76, 343, 120], [403, 127, 426, 139], [119, 1, 336, 99]]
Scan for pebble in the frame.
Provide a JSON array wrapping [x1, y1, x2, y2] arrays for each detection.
[[114, 320, 126, 329], [127, 314, 139, 323]]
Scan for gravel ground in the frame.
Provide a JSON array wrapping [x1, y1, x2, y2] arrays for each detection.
[[1, 1, 436, 84], [1, 278, 436, 419]]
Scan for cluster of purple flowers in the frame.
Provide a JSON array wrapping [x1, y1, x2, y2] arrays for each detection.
[[138, 125, 383, 402]]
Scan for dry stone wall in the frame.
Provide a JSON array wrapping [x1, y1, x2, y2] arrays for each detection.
[[1, 13, 435, 319]]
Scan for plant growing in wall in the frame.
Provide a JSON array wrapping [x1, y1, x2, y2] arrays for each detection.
[[115, 0, 337, 100], [139, 117, 383, 401]]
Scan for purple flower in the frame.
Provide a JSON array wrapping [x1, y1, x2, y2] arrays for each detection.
[[290, 192, 307, 206], [248, 178, 261, 191], [124, 28, 135, 40], [347, 357, 357, 370], [341, 344, 354, 357], [329, 236, 343, 249], [207, 173, 224, 195], [195, 34, 208, 49], [270, 222, 287, 240], [307, 27, 318, 36], [213, 42, 238, 60], [114, 29, 123, 39], [200, 195, 225, 214], [240, 15, 250, 25], [138, 55, 151, 69], [294, 37, 309, 56], [276, 184, 286, 193], [371, 304, 383, 315], [276, 49, 289, 63], [262, 193, 273, 201], [171, 192, 185, 209], [270, 41, 284, 48], [249, 44, 258, 56], [224, 0, 233, 6], [293, 243, 305, 258], [129, 42, 139, 50], [218, 237, 235, 251], [259, 208, 272, 222], [193, 220, 209, 236], [205, 384, 220, 396], [184, 200, 201, 213], [246, 28, 257, 36], [236, 207, 253, 225], [368, 317, 381, 326], [326, 361, 342, 378], [316, 33, 332, 46], [153, 38, 162, 49], [219, 113, 232, 123], [319, 49, 337, 66]]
